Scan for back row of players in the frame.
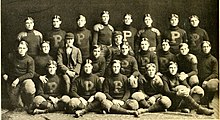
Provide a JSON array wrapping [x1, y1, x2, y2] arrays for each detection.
[[2, 11, 218, 117]]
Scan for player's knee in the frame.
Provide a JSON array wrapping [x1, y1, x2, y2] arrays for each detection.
[[101, 99, 113, 111], [125, 99, 139, 110], [206, 79, 219, 92], [23, 79, 36, 94], [158, 96, 172, 109], [189, 75, 199, 87], [131, 92, 145, 101], [60, 95, 71, 103], [190, 86, 204, 97], [68, 98, 81, 110], [33, 96, 46, 107], [94, 92, 106, 102]]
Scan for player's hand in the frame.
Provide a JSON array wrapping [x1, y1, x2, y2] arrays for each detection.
[[49, 96, 59, 104], [3, 74, 8, 81], [112, 99, 124, 106], [178, 72, 188, 81], [156, 72, 163, 76], [66, 70, 75, 77], [88, 96, 95, 103], [176, 88, 190, 97], [39, 75, 48, 84], [147, 96, 156, 105], [12, 78, 19, 87], [99, 77, 105, 84], [202, 81, 208, 88], [79, 97, 88, 106]]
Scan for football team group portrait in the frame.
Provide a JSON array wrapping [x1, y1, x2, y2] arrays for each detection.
[[1, 0, 219, 119]]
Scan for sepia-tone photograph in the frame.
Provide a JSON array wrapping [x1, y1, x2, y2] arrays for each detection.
[[1, 0, 219, 119]]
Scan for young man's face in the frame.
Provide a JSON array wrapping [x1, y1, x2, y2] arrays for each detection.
[[93, 47, 101, 58], [190, 17, 199, 27], [114, 35, 123, 46], [84, 64, 93, 74], [66, 38, 74, 46], [25, 19, 34, 30], [112, 62, 121, 74], [41, 43, 50, 54], [53, 18, 62, 29], [162, 42, 170, 52], [48, 64, 57, 75], [121, 44, 129, 55], [170, 17, 179, 27], [77, 17, 86, 28], [144, 17, 153, 27], [169, 64, 178, 75], [18, 44, 28, 56], [123, 15, 133, 25], [101, 14, 110, 24], [202, 42, 211, 54], [147, 67, 156, 78], [179, 45, 189, 55], [140, 40, 149, 51]]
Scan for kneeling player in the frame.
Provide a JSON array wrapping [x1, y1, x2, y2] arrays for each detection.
[[29, 60, 70, 114]]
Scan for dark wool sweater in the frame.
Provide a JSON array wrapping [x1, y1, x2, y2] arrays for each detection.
[[89, 56, 106, 77], [93, 23, 114, 46], [198, 53, 218, 83], [187, 27, 209, 55], [5, 52, 35, 83], [163, 26, 187, 54], [74, 27, 92, 62], [136, 50, 158, 75], [115, 54, 140, 77], [37, 74, 62, 99], [103, 73, 130, 101], [136, 27, 161, 51], [176, 53, 198, 77], [17, 30, 43, 57], [34, 53, 53, 78], [117, 25, 137, 50], [46, 28, 66, 60], [157, 49, 176, 74], [69, 73, 101, 100]]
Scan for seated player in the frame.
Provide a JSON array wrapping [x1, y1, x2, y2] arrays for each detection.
[[68, 59, 103, 117], [187, 15, 209, 57], [74, 14, 92, 62], [29, 60, 70, 114], [34, 41, 53, 93], [2, 41, 35, 111], [198, 41, 219, 109], [176, 43, 199, 87], [132, 63, 171, 114], [136, 14, 161, 53], [17, 17, 43, 58], [162, 61, 214, 115], [46, 15, 66, 60], [135, 39, 158, 75], [163, 14, 187, 54], [157, 39, 176, 75], [57, 33, 82, 94], [102, 60, 139, 116]]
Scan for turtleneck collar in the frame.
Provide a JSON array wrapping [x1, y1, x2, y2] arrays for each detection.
[[112, 73, 120, 77], [47, 73, 57, 78], [160, 50, 170, 55], [16, 53, 27, 60], [201, 52, 211, 58], [140, 50, 150, 55], [145, 26, 152, 29], [77, 26, 86, 31], [123, 24, 131, 29], [191, 26, 199, 30], [170, 26, 179, 30], [26, 29, 34, 32], [121, 54, 129, 58], [52, 28, 61, 31]]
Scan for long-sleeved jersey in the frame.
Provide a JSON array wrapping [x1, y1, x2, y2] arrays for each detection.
[[69, 73, 101, 100], [89, 56, 106, 77], [17, 30, 43, 57], [103, 73, 130, 101], [93, 23, 114, 46], [74, 27, 92, 62], [198, 53, 218, 83], [46, 28, 66, 60]]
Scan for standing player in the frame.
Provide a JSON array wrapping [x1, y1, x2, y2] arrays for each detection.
[[57, 33, 82, 94], [198, 41, 218, 109], [136, 14, 161, 53], [163, 14, 187, 54], [29, 60, 70, 114], [2, 41, 36, 111], [46, 15, 66, 60], [187, 15, 209, 56], [157, 39, 176, 75], [17, 17, 43, 57], [74, 15, 92, 62], [176, 43, 199, 87]]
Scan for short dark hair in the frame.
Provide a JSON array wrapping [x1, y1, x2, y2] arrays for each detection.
[[46, 60, 57, 68], [52, 15, 61, 21], [17, 40, 28, 48]]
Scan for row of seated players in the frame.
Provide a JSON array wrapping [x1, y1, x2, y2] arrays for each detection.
[[2, 37, 218, 117]]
